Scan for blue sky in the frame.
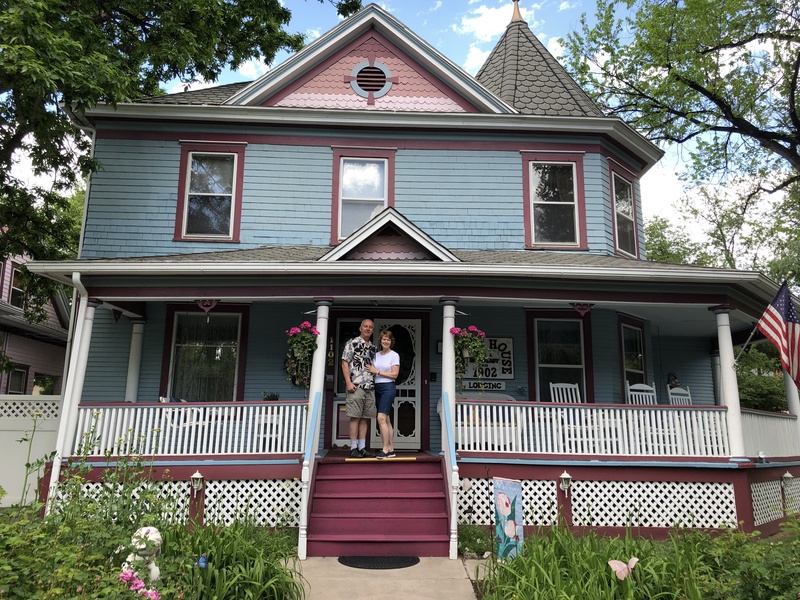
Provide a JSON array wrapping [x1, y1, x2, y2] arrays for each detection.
[[199, 0, 583, 86]]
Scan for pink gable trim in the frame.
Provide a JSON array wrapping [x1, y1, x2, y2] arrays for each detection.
[[344, 228, 435, 261], [265, 31, 480, 113]]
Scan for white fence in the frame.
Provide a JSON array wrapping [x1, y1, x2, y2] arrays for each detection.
[[742, 408, 800, 458], [455, 401, 731, 457], [73, 401, 308, 457], [0, 395, 61, 506]]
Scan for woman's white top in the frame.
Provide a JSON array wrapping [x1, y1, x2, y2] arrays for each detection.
[[374, 350, 400, 383]]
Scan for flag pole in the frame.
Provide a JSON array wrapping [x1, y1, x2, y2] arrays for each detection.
[[734, 324, 759, 364]]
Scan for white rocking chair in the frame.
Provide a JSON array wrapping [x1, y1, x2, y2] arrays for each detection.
[[626, 381, 657, 404], [666, 385, 692, 405], [549, 382, 583, 403]]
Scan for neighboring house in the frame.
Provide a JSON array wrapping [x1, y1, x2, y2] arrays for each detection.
[[28, 2, 800, 558], [0, 257, 68, 395]]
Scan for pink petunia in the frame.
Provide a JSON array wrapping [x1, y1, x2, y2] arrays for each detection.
[[496, 492, 512, 516]]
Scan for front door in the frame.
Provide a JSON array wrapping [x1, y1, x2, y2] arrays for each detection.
[[371, 319, 422, 450]]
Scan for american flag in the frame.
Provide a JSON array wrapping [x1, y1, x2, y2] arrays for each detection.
[[757, 281, 800, 388]]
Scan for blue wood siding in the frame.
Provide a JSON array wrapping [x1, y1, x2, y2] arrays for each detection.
[[83, 134, 636, 258], [654, 336, 715, 406], [82, 308, 132, 403]]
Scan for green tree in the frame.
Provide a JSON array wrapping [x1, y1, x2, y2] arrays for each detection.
[[644, 216, 715, 265], [563, 0, 800, 196], [736, 342, 786, 412], [0, 0, 362, 266]]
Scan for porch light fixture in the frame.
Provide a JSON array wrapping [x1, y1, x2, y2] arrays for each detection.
[[559, 471, 573, 497], [190, 471, 204, 497], [783, 471, 794, 488]]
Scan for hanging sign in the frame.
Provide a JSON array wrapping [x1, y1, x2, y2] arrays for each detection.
[[465, 337, 514, 380]]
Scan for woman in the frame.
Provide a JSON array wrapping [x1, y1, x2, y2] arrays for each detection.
[[367, 330, 400, 459]]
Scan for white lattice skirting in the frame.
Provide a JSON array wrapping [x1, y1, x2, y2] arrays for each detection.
[[751, 478, 800, 527], [460, 478, 738, 529], [68, 479, 301, 527], [205, 479, 302, 527]]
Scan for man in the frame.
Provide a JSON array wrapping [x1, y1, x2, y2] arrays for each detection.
[[341, 319, 377, 458]]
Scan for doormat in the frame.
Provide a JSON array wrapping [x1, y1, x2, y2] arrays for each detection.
[[338, 556, 420, 570]]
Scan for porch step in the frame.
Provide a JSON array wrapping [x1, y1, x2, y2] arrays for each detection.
[[306, 457, 450, 557]]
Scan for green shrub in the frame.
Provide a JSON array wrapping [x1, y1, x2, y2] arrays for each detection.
[[458, 523, 493, 557]]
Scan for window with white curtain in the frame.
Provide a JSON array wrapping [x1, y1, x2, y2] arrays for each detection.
[[169, 312, 241, 402]]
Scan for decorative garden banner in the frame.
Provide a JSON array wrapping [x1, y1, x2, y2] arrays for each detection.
[[493, 476, 524, 559]]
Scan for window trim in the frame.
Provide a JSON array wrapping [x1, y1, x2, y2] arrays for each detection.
[[522, 153, 587, 250], [610, 166, 638, 258], [525, 310, 594, 402], [159, 304, 250, 402], [619, 315, 647, 388], [9, 263, 24, 309], [331, 147, 396, 244], [7, 365, 28, 394], [174, 143, 245, 243]]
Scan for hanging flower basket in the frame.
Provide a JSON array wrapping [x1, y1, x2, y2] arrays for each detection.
[[451, 325, 488, 381], [284, 321, 320, 389]]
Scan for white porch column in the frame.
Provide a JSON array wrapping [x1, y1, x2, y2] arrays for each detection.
[[783, 370, 800, 442], [307, 300, 332, 445], [46, 296, 98, 511], [441, 299, 458, 414], [124, 320, 145, 403], [712, 306, 746, 458], [711, 351, 721, 405]]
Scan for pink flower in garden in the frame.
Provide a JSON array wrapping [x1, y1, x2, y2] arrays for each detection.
[[288, 327, 301, 336], [450, 327, 461, 335], [300, 321, 312, 329], [120, 570, 136, 583], [76, 586, 82, 593], [608, 557, 639, 580], [478, 331, 486, 338], [140, 589, 161, 600], [496, 492, 511, 516], [503, 519, 518, 538], [130, 578, 145, 591], [467, 325, 478, 332]]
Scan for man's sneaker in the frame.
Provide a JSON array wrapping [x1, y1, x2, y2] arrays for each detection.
[[376, 451, 390, 459], [359, 448, 375, 458], [385, 450, 396, 458], [349, 448, 362, 458]]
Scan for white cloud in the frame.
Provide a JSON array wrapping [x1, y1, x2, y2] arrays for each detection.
[[238, 58, 269, 80], [418, 0, 442, 14], [558, 1, 576, 10], [306, 28, 322, 42], [463, 44, 491, 74], [546, 36, 564, 58], [453, 4, 539, 42]]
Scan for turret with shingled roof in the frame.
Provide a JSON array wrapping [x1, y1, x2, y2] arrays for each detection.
[[476, 0, 604, 117]]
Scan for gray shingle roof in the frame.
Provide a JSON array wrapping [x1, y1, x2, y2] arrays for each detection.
[[133, 82, 251, 105], [475, 20, 604, 117], [97, 245, 719, 275]]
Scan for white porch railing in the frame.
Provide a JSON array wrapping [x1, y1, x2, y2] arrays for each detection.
[[73, 401, 307, 457], [455, 401, 731, 457], [742, 408, 800, 458]]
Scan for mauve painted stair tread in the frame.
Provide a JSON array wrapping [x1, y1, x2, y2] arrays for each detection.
[[311, 511, 447, 519], [313, 491, 445, 498], [307, 533, 450, 542], [316, 473, 441, 480]]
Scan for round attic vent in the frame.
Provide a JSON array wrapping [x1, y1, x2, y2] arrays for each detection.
[[349, 61, 393, 99]]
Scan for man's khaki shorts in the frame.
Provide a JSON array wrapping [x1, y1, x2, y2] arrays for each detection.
[[346, 387, 377, 419]]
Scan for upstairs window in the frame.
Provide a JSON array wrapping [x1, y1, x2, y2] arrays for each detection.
[[175, 143, 245, 242], [612, 171, 637, 257], [332, 148, 395, 242], [10, 266, 25, 308], [522, 153, 586, 249], [8, 366, 27, 394]]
